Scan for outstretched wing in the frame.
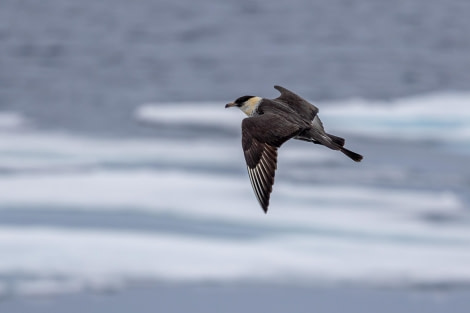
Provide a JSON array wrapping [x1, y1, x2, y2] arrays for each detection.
[[242, 114, 302, 212], [274, 85, 319, 121]]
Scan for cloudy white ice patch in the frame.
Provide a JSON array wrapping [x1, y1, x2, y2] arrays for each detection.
[[1, 226, 470, 298], [0, 132, 333, 173], [321, 93, 470, 142], [136, 101, 239, 128], [0, 111, 28, 130], [0, 169, 465, 227], [0, 132, 238, 172], [136, 93, 470, 143]]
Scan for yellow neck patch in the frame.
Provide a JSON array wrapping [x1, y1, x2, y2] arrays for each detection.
[[240, 96, 262, 116]]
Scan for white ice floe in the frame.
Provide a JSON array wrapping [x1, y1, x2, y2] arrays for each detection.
[[136, 101, 239, 128], [0, 226, 470, 298], [0, 131, 333, 172], [0, 168, 467, 243], [0, 111, 27, 130], [136, 92, 470, 142]]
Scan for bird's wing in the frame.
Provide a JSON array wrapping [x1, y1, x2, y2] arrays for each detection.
[[274, 85, 319, 121], [242, 114, 302, 212]]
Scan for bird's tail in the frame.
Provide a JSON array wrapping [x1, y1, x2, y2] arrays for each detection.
[[302, 129, 363, 162], [326, 133, 362, 162], [340, 147, 363, 162], [326, 133, 345, 147]]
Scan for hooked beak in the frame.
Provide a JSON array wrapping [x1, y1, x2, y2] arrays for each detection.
[[225, 102, 236, 108]]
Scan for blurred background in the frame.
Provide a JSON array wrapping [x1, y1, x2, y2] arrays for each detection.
[[1, 0, 470, 312]]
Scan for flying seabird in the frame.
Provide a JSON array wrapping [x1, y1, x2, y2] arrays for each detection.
[[225, 85, 363, 213]]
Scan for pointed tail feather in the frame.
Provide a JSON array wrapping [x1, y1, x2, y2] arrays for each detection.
[[327, 133, 345, 147], [340, 147, 363, 162], [302, 129, 362, 162]]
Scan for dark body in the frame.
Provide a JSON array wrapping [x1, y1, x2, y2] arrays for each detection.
[[237, 86, 363, 212]]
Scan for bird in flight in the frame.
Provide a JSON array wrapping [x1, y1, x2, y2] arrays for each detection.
[[225, 85, 363, 213]]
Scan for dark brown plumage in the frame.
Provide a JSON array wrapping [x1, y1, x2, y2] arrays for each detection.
[[226, 85, 363, 213]]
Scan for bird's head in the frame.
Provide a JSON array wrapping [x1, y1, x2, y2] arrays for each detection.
[[225, 95, 262, 116]]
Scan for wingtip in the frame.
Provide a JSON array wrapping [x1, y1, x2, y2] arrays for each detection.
[[273, 85, 287, 96], [260, 201, 269, 214]]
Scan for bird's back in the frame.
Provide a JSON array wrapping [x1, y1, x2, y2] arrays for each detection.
[[257, 98, 312, 130]]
